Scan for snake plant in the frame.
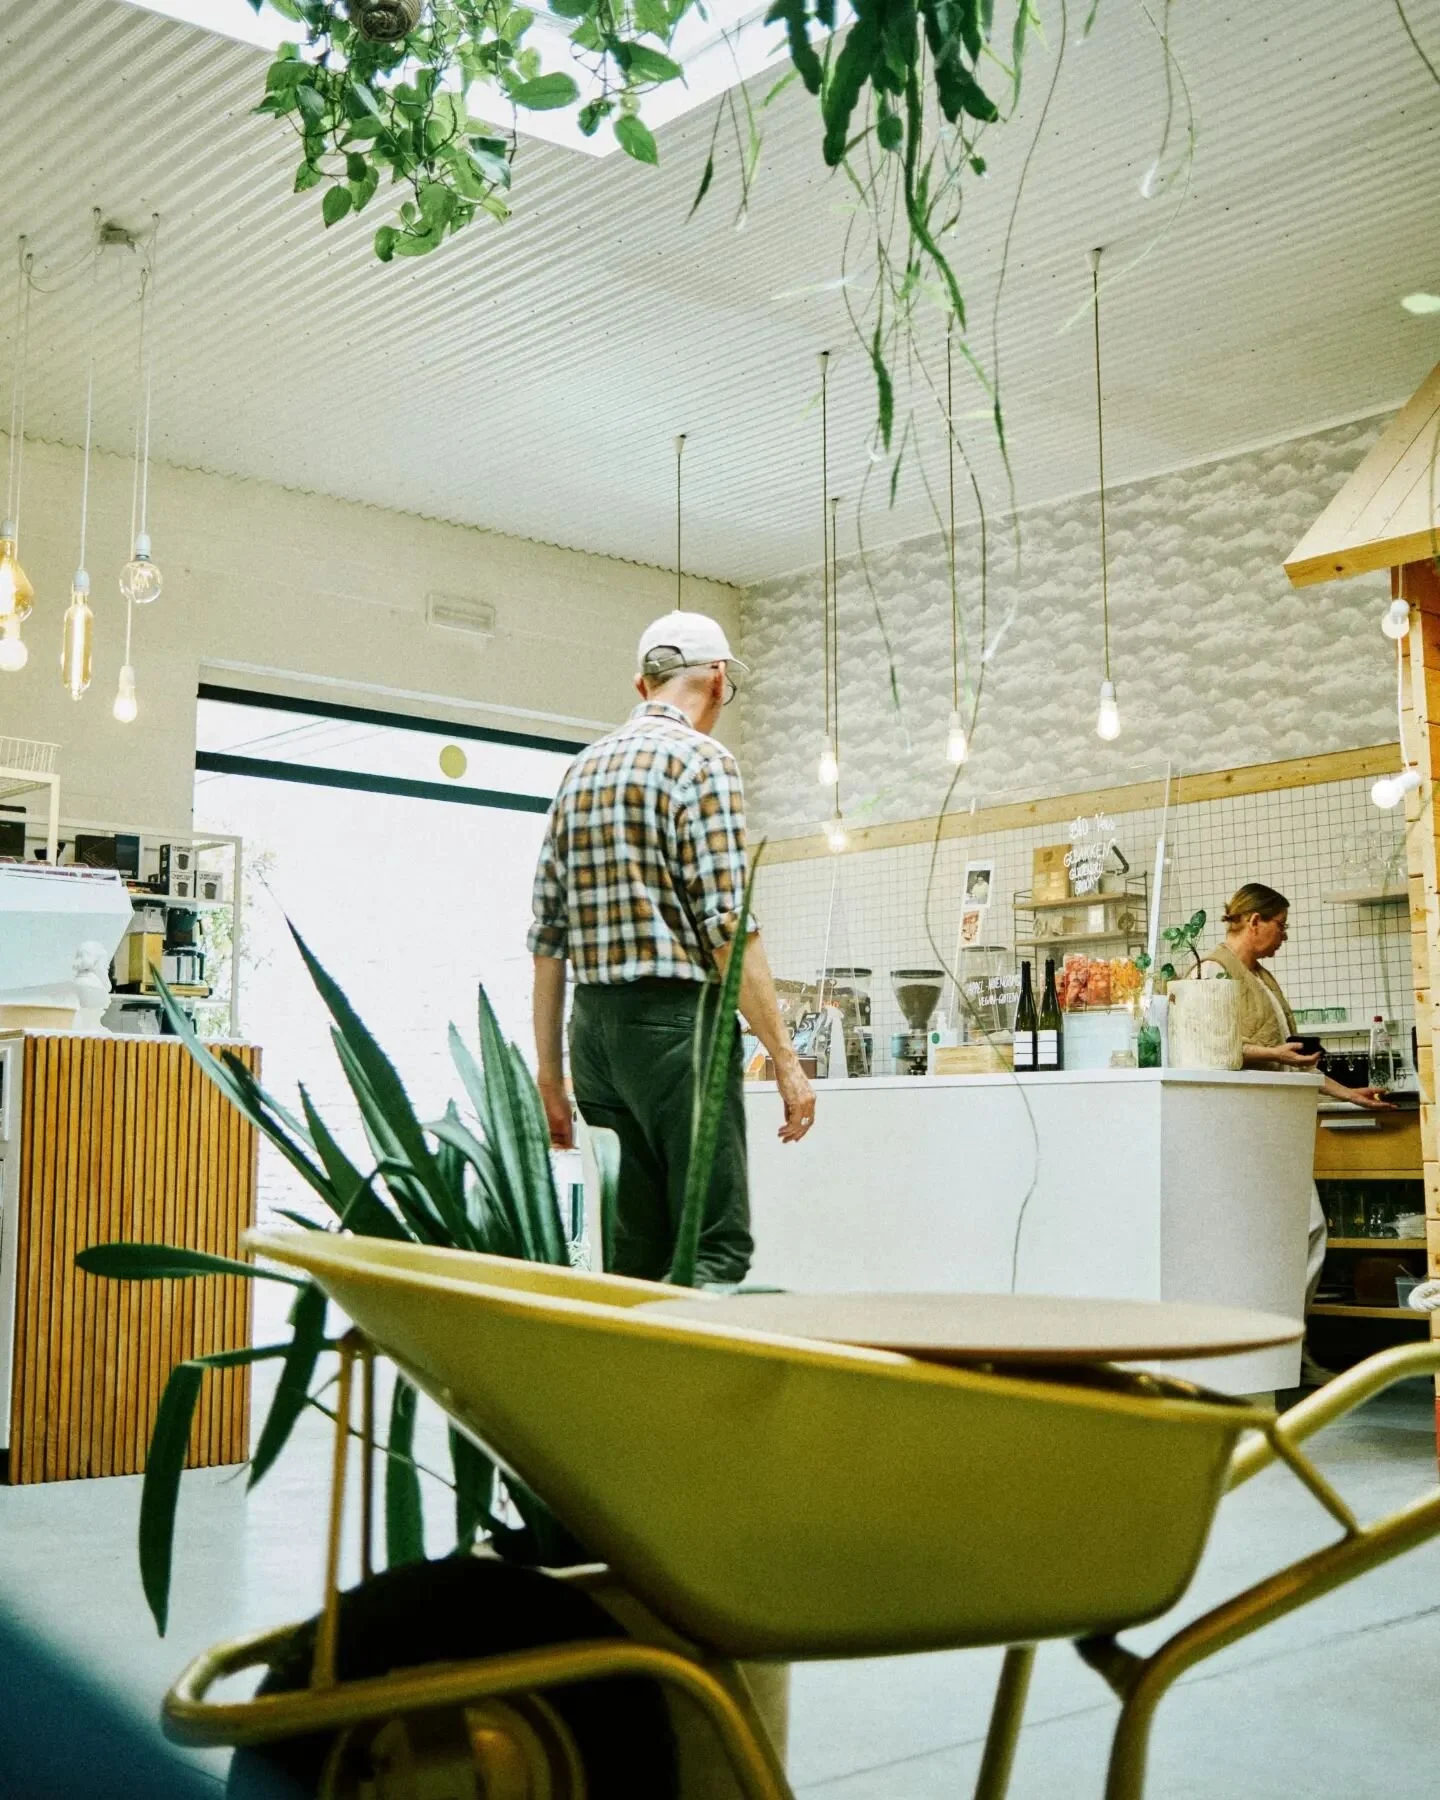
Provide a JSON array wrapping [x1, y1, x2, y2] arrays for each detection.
[[77, 908, 749, 1635]]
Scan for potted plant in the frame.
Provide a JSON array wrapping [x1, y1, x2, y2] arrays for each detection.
[[1159, 910, 1244, 1070]]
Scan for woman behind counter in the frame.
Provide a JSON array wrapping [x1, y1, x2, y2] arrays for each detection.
[[1203, 882, 1391, 1380]]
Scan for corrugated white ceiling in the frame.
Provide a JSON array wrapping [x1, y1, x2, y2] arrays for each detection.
[[2, 0, 1438, 586]]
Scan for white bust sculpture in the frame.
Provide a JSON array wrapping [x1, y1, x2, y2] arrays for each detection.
[[72, 938, 113, 1035]]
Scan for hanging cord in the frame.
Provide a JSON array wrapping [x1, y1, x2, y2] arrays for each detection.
[[829, 494, 841, 778], [76, 252, 101, 573], [947, 322, 959, 713], [6, 242, 32, 537], [128, 265, 150, 553], [1091, 247, 1111, 682], [820, 351, 832, 745], [138, 218, 159, 541], [674, 432, 686, 610]]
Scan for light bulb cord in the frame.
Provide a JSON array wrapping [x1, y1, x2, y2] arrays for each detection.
[[947, 323, 959, 713], [674, 431, 685, 610], [128, 265, 150, 552], [820, 350, 831, 745], [76, 254, 99, 573], [6, 244, 31, 537], [1091, 250, 1111, 683], [139, 217, 158, 539], [829, 494, 840, 769]]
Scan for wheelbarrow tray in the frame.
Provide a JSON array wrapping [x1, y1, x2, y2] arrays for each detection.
[[246, 1233, 1259, 1662]]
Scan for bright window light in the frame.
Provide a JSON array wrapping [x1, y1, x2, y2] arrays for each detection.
[[116, 1, 834, 158]]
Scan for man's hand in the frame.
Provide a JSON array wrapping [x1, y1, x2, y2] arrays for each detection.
[[775, 1057, 816, 1144], [538, 1072, 574, 1148]]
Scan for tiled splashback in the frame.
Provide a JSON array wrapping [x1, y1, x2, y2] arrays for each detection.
[[754, 775, 1413, 1075]]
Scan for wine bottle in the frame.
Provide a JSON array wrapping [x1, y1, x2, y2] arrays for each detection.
[[1014, 960, 1038, 1072], [1037, 958, 1063, 1072]]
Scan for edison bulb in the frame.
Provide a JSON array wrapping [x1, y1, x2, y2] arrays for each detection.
[[113, 662, 138, 723], [817, 738, 839, 787], [61, 572, 93, 701], [1382, 598, 1412, 640], [119, 532, 163, 606], [1096, 678, 1121, 741], [1372, 766, 1421, 810], [824, 815, 848, 853], [0, 523, 34, 622], [0, 616, 27, 672], [945, 710, 968, 766]]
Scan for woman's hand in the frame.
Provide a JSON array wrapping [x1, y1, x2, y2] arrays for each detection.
[[1327, 1082, 1396, 1111], [1253, 1042, 1322, 1069]]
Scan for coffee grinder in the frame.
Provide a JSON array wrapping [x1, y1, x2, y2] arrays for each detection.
[[890, 969, 945, 1076]]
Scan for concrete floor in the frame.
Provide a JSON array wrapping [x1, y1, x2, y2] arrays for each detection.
[[1, 1342, 1437, 1798]]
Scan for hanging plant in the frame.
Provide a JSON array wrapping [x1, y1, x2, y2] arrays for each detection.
[[246, 0, 690, 258]]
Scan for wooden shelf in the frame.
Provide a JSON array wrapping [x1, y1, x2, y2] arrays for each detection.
[[1016, 932, 1144, 948], [1321, 888, 1408, 906], [1306, 1303, 1429, 1321], [1326, 1237, 1426, 1251], [1016, 891, 1141, 912]]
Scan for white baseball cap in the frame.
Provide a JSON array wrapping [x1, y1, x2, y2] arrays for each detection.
[[637, 610, 748, 678]]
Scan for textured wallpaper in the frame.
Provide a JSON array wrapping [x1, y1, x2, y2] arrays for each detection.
[[739, 418, 1395, 838]]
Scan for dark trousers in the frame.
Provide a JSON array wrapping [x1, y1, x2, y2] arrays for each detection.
[[569, 979, 752, 1287]]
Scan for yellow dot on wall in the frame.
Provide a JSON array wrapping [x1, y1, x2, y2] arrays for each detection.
[[439, 744, 468, 780]]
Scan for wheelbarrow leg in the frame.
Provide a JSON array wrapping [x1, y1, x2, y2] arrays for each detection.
[[973, 1644, 1035, 1800]]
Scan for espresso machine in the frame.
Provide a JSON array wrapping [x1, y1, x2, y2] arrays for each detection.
[[890, 968, 945, 1075]]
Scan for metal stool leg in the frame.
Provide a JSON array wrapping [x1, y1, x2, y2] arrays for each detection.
[[974, 1644, 1035, 1800]]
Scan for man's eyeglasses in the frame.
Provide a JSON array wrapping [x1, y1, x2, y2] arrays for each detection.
[[642, 648, 740, 705]]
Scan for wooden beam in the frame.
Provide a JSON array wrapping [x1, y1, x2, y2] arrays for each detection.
[[762, 742, 1401, 866], [1285, 365, 1440, 587]]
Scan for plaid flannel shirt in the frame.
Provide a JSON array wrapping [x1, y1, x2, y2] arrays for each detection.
[[528, 701, 753, 984]]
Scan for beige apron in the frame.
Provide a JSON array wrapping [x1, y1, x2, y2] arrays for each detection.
[[1202, 940, 1327, 1313]]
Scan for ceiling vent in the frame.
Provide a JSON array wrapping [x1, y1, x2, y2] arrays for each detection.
[[426, 592, 496, 639]]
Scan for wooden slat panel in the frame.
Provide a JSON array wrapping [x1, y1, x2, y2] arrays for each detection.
[[5, 1037, 259, 1485]]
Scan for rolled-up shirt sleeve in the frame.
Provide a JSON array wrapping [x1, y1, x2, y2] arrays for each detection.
[[674, 749, 756, 951], [526, 805, 569, 960]]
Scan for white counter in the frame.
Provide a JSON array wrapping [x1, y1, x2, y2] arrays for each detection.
[[743, 1067, 1322, 1392]]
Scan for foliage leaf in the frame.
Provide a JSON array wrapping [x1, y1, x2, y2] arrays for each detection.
[[248, 1281, 329, 1489], [386, 1377, 426, 1567], [76, 1243, 303, 1286], [322, 184, 354, 226], [508, 72, 580, 111], [140, 1345, 290, 1634], [615, 114, 659, 166]]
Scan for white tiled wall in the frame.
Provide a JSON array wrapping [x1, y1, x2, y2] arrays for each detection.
[[755, 776, 1414, 1073]]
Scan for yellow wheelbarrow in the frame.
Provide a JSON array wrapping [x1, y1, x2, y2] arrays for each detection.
[[163, 1233, 1440, 1799]]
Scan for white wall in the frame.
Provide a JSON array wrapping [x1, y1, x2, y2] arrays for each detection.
[[0, 435, 741, 830], [737, 417, 1394, 840]]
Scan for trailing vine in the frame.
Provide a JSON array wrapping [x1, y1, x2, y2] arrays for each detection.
[[246, 0, 694, 258]]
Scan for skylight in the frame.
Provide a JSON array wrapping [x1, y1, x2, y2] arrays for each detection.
[[115, 0, 806, 157]]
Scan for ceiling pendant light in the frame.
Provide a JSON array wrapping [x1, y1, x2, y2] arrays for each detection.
[[0, 615, 26, 672], [943, 323, 968, 766], [120, 221, 162, 607], [0, 238, 34, 662], [816, 350, 839, 788], [1381, 596, 1411, 640], [63, 258, 99, 702], [1090, 247, 1120, 742]]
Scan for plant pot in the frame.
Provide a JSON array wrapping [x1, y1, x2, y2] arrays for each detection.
[[1167, 979, 1243, 1070]]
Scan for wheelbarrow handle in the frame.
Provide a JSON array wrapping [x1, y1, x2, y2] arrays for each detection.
[[1227, 1340, 1440, 1491]]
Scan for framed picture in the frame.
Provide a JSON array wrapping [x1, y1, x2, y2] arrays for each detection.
[[962, 860, 995, 909], [960, 905, 984, 945]]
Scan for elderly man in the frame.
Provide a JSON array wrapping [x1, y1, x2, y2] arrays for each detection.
[[529, 609, 815, 1286]]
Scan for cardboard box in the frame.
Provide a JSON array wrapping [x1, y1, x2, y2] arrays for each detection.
[[1032, 843, 1071, 903], [931, 1042, 1013, 1076], [114, 932, 164, 992]]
